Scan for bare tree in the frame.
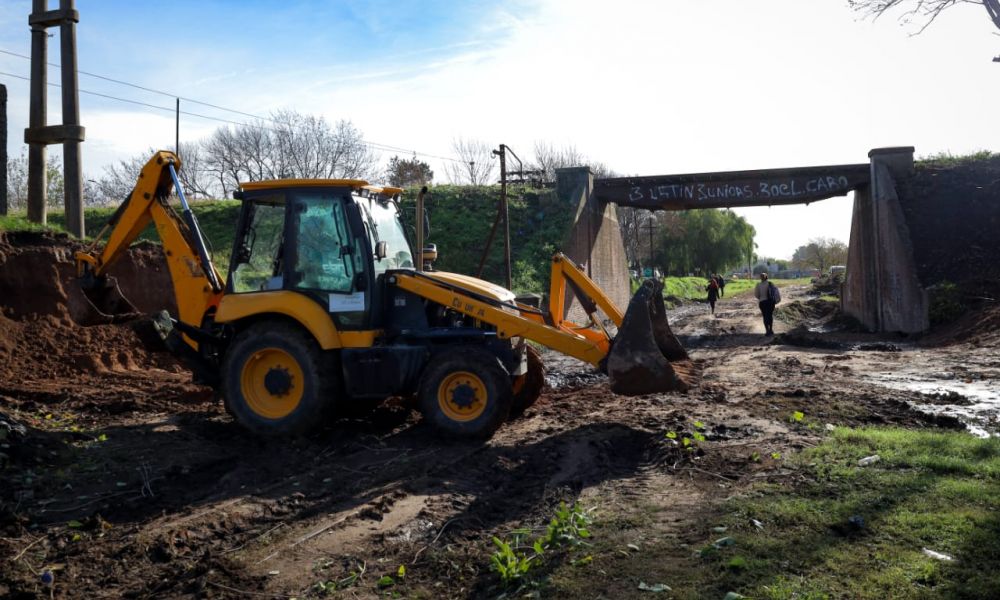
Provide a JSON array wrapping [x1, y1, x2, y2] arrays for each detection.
[[791, 237, 848, 273], [529, 142, 618, 182], [850, 0, 1000, 58], [5, 152, 64, 210], [202, 111, 378, 195], [446, 138, 497, 185], [94, 151, 151, 204], [176, 142, 215, 199]]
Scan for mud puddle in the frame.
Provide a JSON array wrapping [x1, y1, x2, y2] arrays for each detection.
[[864, 371, 1000, 436]]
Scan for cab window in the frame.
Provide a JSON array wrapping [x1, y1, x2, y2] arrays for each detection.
[[230, 198, 285, 293], [291, 193, 356, 293]]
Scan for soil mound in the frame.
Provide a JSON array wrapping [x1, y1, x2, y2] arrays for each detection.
[[0, 231, 204, 414], [0, 231, 176, 324]]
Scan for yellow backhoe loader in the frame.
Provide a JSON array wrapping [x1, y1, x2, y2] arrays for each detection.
[[76, 151, 697, 438]]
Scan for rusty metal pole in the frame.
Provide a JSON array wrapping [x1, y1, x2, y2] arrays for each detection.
[[475, 208, 502, 278], [499, 145, 511, 290], [27, 0, 48, 224], [60, 0, 84, 237], [1, 84, 7, 216]]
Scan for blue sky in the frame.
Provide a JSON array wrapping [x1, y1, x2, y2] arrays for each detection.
[[2, 0, 999, 258]]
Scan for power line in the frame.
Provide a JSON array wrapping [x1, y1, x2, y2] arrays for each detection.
[[0, 47, 273, 123], [0, 49, 464, 164]]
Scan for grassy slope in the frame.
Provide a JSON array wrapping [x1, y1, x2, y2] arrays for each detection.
[[2, 188, 570, 294]]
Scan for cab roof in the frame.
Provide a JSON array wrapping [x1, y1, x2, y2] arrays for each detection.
[[239, 179, 370, 191], [238, 179, 404, 198]]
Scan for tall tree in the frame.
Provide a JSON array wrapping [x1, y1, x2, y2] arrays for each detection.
[[647, 209, 755, 276], [385, 155, 433, 187], [446, 138, 496, 185], [849, 0, 1000, 59], [791, 237, 848, 273]]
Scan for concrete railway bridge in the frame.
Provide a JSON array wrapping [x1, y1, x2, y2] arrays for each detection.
[[554, 146, 927, 333]]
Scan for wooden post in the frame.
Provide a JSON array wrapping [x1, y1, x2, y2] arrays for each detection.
[[27, 0, 48, 224], [60, 0, 84, 237], [1, 84, 7, 216]]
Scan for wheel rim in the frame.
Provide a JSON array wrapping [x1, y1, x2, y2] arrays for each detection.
[[437, 370, 487, 422], [240, 347, 305, 419]]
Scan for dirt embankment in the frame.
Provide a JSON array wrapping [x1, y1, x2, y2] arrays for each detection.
[[0, 232, 993, 599], [0, 232, 198, 409]]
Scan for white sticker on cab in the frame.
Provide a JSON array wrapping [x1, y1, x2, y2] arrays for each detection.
[[329, 292, 365, 312]]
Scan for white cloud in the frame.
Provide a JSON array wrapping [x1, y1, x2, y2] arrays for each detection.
[[4, 0, 998, 257]]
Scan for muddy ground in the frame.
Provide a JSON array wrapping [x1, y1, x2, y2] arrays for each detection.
[[1, 235, 996, 599]]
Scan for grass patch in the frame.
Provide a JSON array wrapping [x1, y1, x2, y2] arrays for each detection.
[[686, 427, 1000, 599], [0, 214, 67, 233], [2, 202, 242, 272], [658, 276, 810, 305], [542, 428, 1000, 599], [917, 150, 996, 169]]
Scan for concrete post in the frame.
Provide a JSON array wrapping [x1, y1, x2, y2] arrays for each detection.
[[60, 0, 84, 237], [555, 166, 631, 323], [1, 84, 7, 216], [27, 0, 48, 224], [843, 147, 927, 333]]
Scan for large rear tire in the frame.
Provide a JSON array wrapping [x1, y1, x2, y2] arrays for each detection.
[[222, 321, 333, 436], [418, 346, 512, 439], [511, 345, 545, 418]]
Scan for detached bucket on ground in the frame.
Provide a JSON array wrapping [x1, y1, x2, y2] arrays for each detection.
[[607, 279, 699, 395]]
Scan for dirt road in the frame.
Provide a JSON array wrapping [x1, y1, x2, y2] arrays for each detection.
[[1, 239, 993, 598]]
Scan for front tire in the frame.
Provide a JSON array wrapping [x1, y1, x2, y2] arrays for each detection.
[[222, 321, 333, 436], [418, 346, 512, 439]]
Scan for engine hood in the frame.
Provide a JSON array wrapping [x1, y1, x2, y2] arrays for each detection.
[[421, 271, 517, 303]]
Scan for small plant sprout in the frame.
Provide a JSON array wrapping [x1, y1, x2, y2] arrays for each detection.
[[491, 535, 538, 587], [771, 452, 782, 460], [790, 411, 805, 423], [490, 501, 596, 587]]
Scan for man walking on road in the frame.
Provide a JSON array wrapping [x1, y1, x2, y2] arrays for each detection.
[[754, 272, 777, 336]]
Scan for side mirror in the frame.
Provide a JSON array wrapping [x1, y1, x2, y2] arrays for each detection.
[[235, 244, 251, 264], [375, 240, 388, 261], [422, 244, 438, 270]]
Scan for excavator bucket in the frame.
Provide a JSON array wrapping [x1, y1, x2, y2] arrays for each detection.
[[607, 279, 699, 395], [78, 274, 140, 325]]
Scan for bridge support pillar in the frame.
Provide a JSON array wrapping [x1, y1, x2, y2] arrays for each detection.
[[843, 147, 928, 333], [556, 167, 630, 323]]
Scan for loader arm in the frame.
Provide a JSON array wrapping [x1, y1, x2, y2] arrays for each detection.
[[74, 151, 224, 340], [392, 252, 696, 396]]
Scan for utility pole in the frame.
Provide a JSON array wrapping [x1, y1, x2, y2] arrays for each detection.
[[1, 84, 7, 216], [497, 145, 511, 290], [25, 0, 86, 235], [175, 98, 180, 158], [642, 212, 656, 274]]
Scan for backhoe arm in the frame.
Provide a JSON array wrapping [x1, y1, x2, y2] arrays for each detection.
[[74, 151, 224, 332]]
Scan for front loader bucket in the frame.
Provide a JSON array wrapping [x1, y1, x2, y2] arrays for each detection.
[[607, 279, 699, 395]]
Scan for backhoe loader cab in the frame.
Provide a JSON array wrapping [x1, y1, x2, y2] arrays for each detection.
[[76, 151, 696, 440]]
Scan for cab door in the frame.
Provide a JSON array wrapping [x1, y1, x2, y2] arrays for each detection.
[[286, 190, 372, 330]]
